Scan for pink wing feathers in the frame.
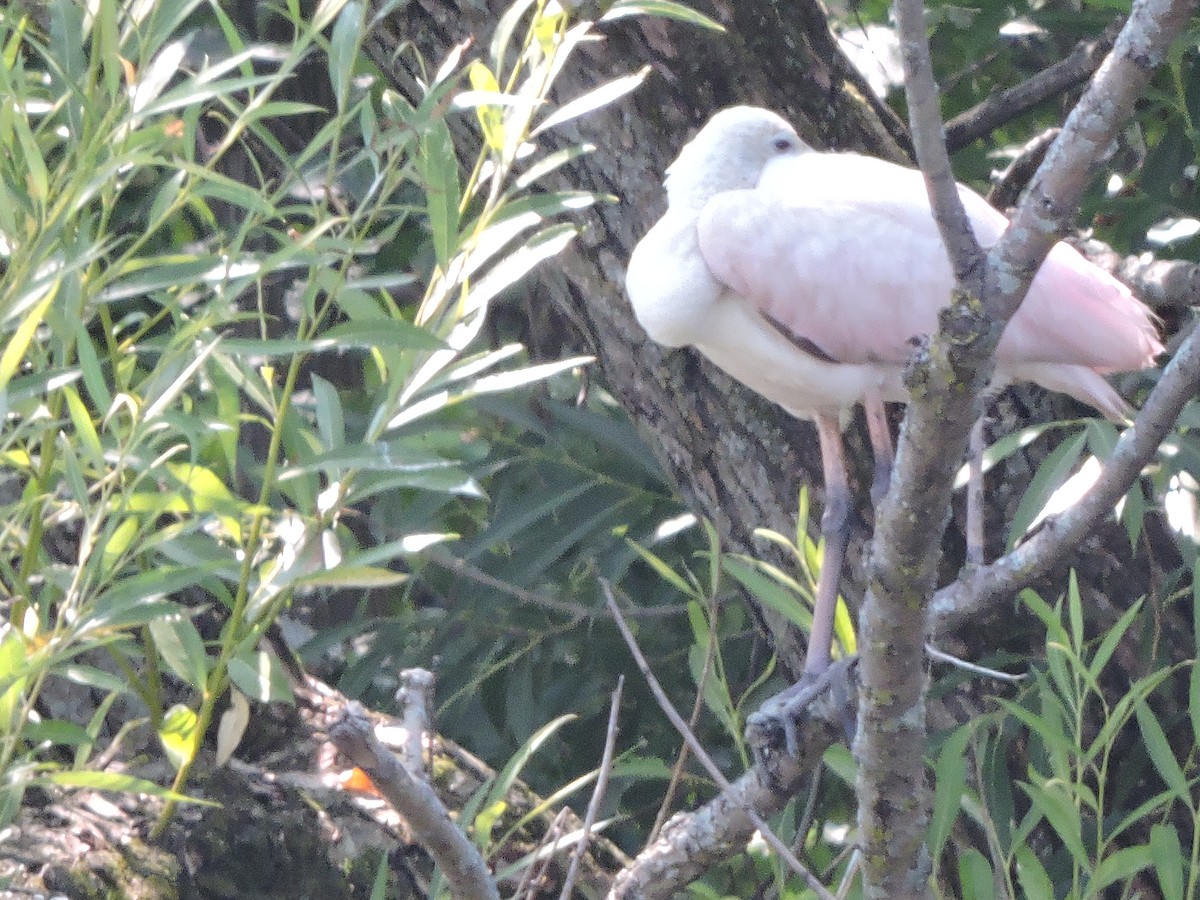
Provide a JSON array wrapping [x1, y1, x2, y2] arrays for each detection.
[[697, 150, 1161, 374]]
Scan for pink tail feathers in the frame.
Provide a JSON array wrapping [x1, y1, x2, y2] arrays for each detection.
[[1022, 243, 1164, 372]]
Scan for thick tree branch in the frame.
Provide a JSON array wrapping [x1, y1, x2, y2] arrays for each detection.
[[944, 22, 1119, 151], [857, 1, 1195, 897]]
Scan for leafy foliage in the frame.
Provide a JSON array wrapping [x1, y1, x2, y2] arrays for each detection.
[[1, 0, 1198, 897]]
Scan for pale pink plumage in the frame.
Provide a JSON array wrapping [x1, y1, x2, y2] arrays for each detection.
[[625, 106, 1162, 677], [627, 106, 1161, 422], [699, 149, 1161, 418]]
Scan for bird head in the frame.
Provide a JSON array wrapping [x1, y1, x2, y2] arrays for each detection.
[[664, 106, 808, 209]]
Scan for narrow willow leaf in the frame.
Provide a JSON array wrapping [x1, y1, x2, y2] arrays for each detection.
[[63, 385, 103, 463], [228, 651, 292, 704], [600, 0, 725, 30], [1134, 700, 1189, 798], [1014, 845, 1054, 899], [625, 539, 695, 597], [1150, 823, 1185, 900], [489, 0, 539, 73], [0, 282, 57, 393], [1090, 844, 1153, 895], [957, 848, 993, 900], [467, 61, 505, 152], [292, 566, 408, 589], [533, 68, 650, 136], [929, 725, 972, 864], [723, 556, 810, 630], [143, 337, 221, 420], [312, 373, 345, 453], [322, 318, 445, 350], [328, 1, 362, 109], [73, 319, 111, 410], [1018, 779, 1086, 862], [45, 770, 217, 806], [418, 119, 460, 270], [1007, 429, 1087, 548], [1189, 661, 1200, 752], [149, 614, 209, 692]]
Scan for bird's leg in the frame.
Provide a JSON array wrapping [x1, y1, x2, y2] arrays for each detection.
[[966, 416, 985, 564], [803, 414, 852, 679], [863, 394, 894, 507], [748, 416, 853, 759]]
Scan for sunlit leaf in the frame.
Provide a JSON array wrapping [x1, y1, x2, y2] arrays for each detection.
[[600, 0, 724, 30], [158, 703, 201, 772]]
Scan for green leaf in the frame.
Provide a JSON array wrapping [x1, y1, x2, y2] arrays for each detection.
[[63, 385, 103, 462], [44, 770, 217, 806], [929, 724, 972, 864], [1189, 660, 1200, 751], [1149, 823, 1184, 900], [228, 650, 293, 704], [322, 318, 445, 350], [601, 0, 725, 31], [292, 566, 408, 589], [328, 1, 363, 110], [149, 614, 209, 692], [88, 568, 215, 633], [1134, 700, 1189, 798], [723, 556, 810, 631], [957, 848, 994, 900], [1090, 843, 1153, 895], [1007, 429, 1087, 548], [22, 718, 94, 747], [1018, 778, 1086, 863], [418, 118, 461, 270], [474, 714, 577, 849], [0, 280, 57, 394], [311, 374, 344, 451], [489, 0, 540, 74], [625, 539, 696, 597], [1088, 597, 1143, 683], [532, 68, 650, 136], [1014, 845, 1054, 900], [158, 703, 201, 772]]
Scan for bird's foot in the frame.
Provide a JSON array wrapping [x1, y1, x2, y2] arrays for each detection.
[[745, 659, 858, 770]]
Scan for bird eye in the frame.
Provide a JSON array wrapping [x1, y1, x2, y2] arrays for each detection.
[[772, 137, 794, 152]]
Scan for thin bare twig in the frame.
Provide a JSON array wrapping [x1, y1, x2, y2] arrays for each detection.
[[329, 703, 500, 900], [559, 675, 623, 900], [895, 0, 984, 284], [647, 591, 720, 844], [601, 581, 837, 900]]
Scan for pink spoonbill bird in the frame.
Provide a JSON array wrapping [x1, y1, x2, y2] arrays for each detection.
[[625, 106, 1162, 680]]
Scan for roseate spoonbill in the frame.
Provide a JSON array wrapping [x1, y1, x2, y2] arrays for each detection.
[[625, 106, 1161, 679]]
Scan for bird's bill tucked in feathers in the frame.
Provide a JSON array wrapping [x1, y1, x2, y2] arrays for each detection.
[[664, 107, 812, 208]]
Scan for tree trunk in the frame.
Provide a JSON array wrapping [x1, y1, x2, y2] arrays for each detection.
[[374, 0, 1174, 675]]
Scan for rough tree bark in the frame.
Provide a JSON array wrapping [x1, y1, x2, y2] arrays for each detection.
[[376, 0, 1181, 674], [367, 0, 1194, 895]]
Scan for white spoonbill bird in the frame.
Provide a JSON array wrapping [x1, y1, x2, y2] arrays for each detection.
[[625, 106, 1162, 679]]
